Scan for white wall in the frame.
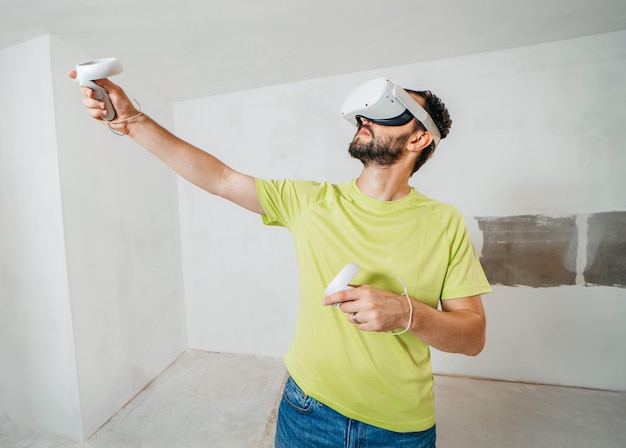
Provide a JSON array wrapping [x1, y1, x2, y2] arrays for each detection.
[[0, 35, 187, 441], [0, 35, 83, 441], [50, 36, 188, 437], [174, 31, 626, 391]]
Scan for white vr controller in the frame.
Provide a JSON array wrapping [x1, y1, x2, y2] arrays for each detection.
[[325, 263, 360, 301], [76, 58, 123, 121]]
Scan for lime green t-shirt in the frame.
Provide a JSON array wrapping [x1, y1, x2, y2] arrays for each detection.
[[256, 178, 491, 432]]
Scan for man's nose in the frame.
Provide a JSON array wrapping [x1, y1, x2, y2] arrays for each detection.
[[358, 116, 372, 126]]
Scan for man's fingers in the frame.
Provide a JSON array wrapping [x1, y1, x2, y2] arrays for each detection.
[[322, 289, 356, 307]]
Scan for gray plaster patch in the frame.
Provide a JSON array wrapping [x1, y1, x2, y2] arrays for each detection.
[[584, 212, 626, 288], [477, 215, 578, 287]]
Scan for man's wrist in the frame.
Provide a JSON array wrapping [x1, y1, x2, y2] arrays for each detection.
[[106, 111, 145, 137]]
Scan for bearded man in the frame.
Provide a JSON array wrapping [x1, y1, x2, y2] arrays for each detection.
[[71, 72, 490, 448]]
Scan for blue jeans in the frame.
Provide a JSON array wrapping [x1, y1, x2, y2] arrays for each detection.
[[275, 377, 436, 448]]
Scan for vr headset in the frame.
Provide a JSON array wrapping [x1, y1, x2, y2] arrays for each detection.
[[340, 77, 441, 147]]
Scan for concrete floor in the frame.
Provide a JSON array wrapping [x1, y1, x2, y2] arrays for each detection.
[[2, 349, 625, 447]]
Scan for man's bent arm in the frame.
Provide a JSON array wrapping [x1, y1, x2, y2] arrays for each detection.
[[323, 287, 486, 356], [409, 295, 486, 356]]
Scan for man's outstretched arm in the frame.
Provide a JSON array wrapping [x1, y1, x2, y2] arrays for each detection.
[[69, 71, 264, 215]]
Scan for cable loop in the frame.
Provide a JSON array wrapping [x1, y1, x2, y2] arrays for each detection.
[[387, 276, 413, 336], [106, 99, 142, 136]]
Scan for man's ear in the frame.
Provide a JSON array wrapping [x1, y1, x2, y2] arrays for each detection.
[[407, 130, 433, 153]]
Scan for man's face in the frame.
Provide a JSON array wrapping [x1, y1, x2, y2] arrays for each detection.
[[348, 118, 416, 167]]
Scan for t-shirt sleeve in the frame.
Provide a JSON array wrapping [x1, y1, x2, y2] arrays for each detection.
[[441, 209, 492, 300], [255, 178, 322, 230]]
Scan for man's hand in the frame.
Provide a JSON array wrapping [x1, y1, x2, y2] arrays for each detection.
[[68, 71, 139, 125], [322, 284, 411, 332]]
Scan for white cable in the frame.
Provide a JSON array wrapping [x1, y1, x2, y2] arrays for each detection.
[[387, 276, 413, 336], [106, 99, 143, 136]]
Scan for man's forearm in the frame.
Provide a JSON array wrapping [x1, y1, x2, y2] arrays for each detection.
[[124, 113, 263, 214], [408, 297, 486, 356], [126, 114, 228, 195]]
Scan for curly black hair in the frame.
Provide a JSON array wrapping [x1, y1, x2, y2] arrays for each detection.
[[405, 89, 452, 175]]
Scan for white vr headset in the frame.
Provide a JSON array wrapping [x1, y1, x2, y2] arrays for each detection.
[[341, 77, 441, 147]]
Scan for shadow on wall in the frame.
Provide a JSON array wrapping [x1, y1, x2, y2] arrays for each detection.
[[477, 211, 626, 288]]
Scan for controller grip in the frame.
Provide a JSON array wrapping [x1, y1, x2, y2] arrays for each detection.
[[83, 80, 116, 121]]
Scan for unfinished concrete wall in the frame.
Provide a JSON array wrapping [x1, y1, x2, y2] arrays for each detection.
[[478, 215, 578, 287], [477, 212, 626, 288], [585, 212, 626, 288]]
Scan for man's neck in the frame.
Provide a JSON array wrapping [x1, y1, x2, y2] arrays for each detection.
[[356, 166, 412, 201]]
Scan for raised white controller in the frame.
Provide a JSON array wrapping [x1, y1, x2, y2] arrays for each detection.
[[76, 58, 123, 121], [325, 263, 360, 301]]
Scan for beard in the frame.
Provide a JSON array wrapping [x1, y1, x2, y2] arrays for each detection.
[[348, 125, 413, 167]]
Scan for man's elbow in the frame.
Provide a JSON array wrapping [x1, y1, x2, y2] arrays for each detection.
[[464, 333, 486, 357]]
